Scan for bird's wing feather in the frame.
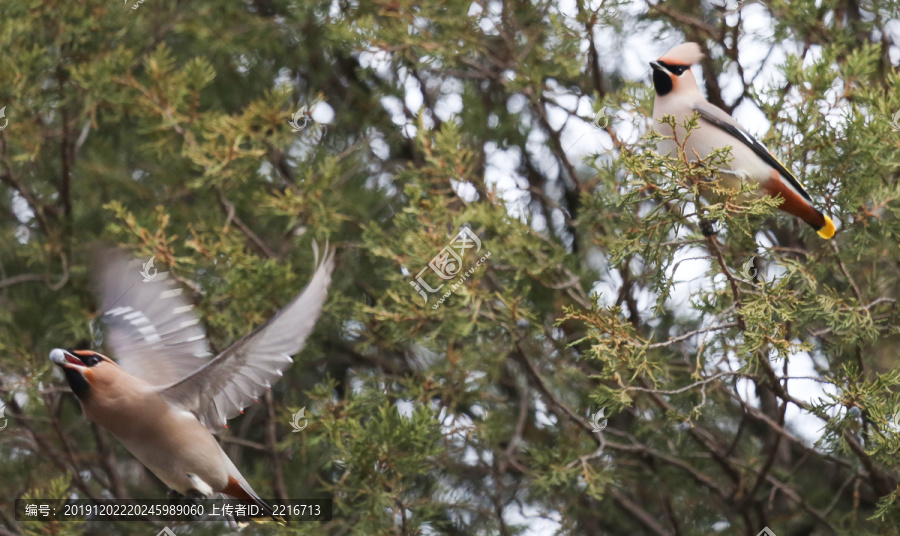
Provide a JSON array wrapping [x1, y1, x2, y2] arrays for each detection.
[[691, 101, 813, 203], [157, 245, 335, 433], [95, 249, 213, 387]]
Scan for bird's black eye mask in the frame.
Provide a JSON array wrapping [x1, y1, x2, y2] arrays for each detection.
[[59, 350, 103, 400], [656, 61, 689, 76], [69, 350, 103, 367]]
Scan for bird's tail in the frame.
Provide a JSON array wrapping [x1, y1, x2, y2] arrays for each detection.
[[764, 173, 835, 239], [223, 476, 286, 525], [815, 215, 836, 239]]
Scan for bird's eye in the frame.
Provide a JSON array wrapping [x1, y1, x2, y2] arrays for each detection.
[[84, 354, 101, 367], [654, 61, 689, 76]]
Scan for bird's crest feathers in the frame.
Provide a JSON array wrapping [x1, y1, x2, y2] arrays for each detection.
[[659, 42, 704, 66]]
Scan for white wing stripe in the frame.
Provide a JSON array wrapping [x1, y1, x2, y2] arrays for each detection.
[[95, 248, 212, 389]]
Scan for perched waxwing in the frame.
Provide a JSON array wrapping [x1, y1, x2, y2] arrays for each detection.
[[49, 244, 335, 515], [650, 42, 835, 239]]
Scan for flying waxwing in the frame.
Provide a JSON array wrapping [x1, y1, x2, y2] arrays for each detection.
[[649, 42, 836, 239], [49, 244, 335, 513]]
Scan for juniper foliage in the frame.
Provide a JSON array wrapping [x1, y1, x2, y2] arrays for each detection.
[[1, 0, 900, 534]]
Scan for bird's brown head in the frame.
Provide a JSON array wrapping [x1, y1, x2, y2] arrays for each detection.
[[650, 42, 704, 97], [49, 349, 119, 400]]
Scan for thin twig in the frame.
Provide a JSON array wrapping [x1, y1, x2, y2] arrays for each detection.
[[647, 323, 739, 348]]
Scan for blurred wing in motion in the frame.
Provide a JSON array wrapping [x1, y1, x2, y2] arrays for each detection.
[[158, 244, 336, 432], [94, 249, 212, 387]]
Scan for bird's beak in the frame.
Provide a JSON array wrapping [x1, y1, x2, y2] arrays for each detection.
[[649, 61, 664, 72], [50, 348, 86, 371]]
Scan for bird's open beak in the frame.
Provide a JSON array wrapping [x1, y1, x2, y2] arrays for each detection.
[[649, 61, 664, 72], [50, 348, 86, 371]]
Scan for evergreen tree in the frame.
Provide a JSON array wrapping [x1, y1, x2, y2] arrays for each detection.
[[1, 0, 899, 534]]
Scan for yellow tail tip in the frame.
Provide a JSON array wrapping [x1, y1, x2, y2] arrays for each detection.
[[817, 216, 835, 239]]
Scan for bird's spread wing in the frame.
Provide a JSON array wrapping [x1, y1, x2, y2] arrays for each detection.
[[157, 245, 335, 433], [94, 250, 213, 387], [691, 101, 813, 203]]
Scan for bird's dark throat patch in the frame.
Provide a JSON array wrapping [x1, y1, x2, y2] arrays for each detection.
[[63, 367, 92, 400], [653, 69, 673, 96]]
